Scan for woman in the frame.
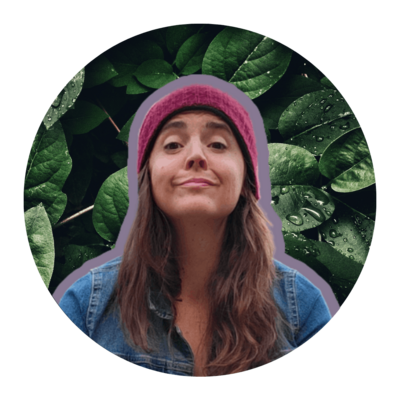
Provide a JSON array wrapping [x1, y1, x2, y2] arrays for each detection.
[[60, 83, 331, 376]]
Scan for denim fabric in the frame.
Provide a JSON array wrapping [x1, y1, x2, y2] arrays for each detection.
[[59, 256, 331, 375]]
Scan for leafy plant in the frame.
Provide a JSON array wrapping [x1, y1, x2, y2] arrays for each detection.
[[24, 24, 376, 305]]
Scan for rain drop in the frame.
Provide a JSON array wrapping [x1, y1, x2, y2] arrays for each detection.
[[349, 255, 354, 260], [343, 238, 347, 242], [316, 136, 324, 142], [326, 240, 335, 246], [280, 187, 289, 194], [48, 117, 52, 121], [329, 229, 338, 238], [52, 94, 62, 108], [347, 248, 354, 253], [286, 214, 304, 226], [271, 196, 280, 205]]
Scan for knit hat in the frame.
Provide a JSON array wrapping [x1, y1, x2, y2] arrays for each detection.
[[137, 84, 260, 200]]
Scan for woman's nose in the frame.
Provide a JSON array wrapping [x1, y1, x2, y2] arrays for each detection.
[[185, 141, 207, 170]]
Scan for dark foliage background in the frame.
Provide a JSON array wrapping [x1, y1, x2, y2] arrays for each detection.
[[23, 24, 376, 306]]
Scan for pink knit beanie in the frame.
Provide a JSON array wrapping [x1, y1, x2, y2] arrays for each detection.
[[137, 84, 260, 200]]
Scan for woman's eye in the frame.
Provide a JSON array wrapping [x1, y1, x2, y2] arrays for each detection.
[[165, 142, 226, 150], [210, 142, 226, 150], [164, 142, 181, 150]]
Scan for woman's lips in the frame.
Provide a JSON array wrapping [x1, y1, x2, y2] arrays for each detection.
[[181, 181, 212, 187]]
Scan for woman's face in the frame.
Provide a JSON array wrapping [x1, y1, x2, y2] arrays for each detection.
[[149, 111, 246, 222]]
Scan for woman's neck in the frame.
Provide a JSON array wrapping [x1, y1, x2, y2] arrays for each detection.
[[172, 216, 227, 301]]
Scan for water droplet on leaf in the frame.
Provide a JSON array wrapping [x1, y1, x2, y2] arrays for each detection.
[[286, 214, 304, 226]]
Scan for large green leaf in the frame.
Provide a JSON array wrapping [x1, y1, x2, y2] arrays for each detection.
[[43, 69, 85, 129], [108, 39, 164, 87], [254, 75, 324, 130], [278, 89, 360, 156], [318, 197, 374, 265], [111, 150, 128, 168], [319, 128, 375, 193], [24, 121, 72, 225], [134, 59, 177, 89], [93, 167, 129, 241], [166, 24, 202, 56], [202, 27, 292, 99], [283, 232, 363, 305], [60, 100, 108, 135], [268, 143, 320, 186], [272, 185, 335, 233], [83, 55, 118, 88], [126, 76, 152, 95], [25, 204, 55, 288], [176, 32, 215, 75]]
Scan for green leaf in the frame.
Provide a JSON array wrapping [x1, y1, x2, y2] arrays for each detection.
[[333, 185, 376, 219], [318, 197, 374, 265], [25, 204, 55, 288], [83, 55, 118, 88], [278, 89, 360, 156], [126, 75, 152, 94], [271, 185, 335, 233], [117, 113, 135, 142], [176, 32, 214, 75], [108, 39, 164, 87], [61, 100, 108, 135], [93, 167, 129, 241], [44, 69, 85, 129], [319, 128, 375, 193], [320, 76, 336, 90], [283, 232, 363, 305], [166, 24, 202, 56], [111, 150, 128, 168], [134, 59, 177, 89], [24, 121, 72, 225], [202, 27, 292, 99], [254, 75, 324, 130], [283, 232, 331, 282], [268, 143, 320, 186]]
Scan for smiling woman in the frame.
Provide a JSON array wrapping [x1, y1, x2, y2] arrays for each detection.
[[59, 82, 331, 376]]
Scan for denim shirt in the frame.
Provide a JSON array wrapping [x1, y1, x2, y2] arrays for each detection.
[[59, 256, 331, 375]]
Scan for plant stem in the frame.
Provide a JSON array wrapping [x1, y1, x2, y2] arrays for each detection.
[[95, 98, 128, 146], [54, 205, 94, 229]]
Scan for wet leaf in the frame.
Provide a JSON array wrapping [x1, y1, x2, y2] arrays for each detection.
[[268, 143, 319, 186], [279, 89, 360, 155], [42, 67, 85, 129], [126, 76, 152, 95], [271, 185, 335, 233], [318, 197, 374, 264], [25, 204, 55, 288], [93, 167, 129, 241], [166, 24, 202, 56], [319, 128, 375, 192], [202, 27, 292, 99], [24, 121, 72, 225]]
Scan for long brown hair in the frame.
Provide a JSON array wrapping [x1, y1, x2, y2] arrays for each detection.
[[116, 108, 292, 376]]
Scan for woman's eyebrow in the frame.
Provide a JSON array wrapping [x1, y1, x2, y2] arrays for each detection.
[[160, 120, 232, 135]]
